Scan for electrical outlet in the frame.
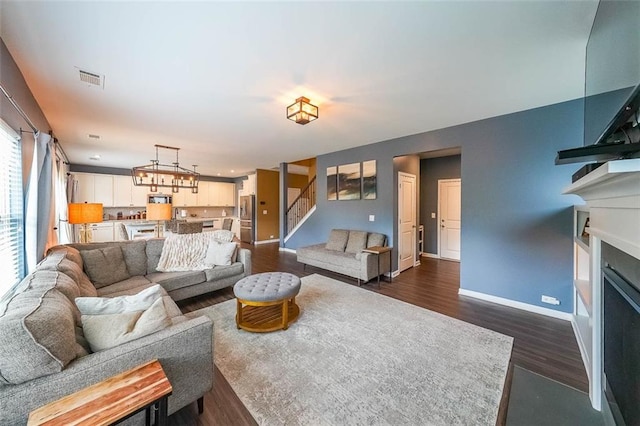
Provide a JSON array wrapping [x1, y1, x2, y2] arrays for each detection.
[[369, 215, 375, 222], [263, 210, 267, 215], [431, 212, 436, 219], [541, 295, 560, 305]]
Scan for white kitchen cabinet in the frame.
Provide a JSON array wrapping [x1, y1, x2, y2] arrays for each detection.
[[75, 222, 114, 242], [196, 181, 212, 206], [219, 182, 236, 206], [73, 173, 114, 206], [172, 188, 198, 207], [113, 175, 148, 207]]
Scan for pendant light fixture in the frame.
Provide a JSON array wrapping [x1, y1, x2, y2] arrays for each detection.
[[132, 144, 199, 193]]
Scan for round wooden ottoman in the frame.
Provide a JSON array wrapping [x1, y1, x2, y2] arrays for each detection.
[[233, 272, 301, 333]]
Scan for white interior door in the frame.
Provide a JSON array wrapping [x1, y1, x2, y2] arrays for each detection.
[[398, 172, 417, 272], [438, 178, 461, 261]]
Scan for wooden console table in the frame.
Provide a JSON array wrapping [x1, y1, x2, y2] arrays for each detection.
[[362, 246, 393, 287], [28, 359, 172, 426]]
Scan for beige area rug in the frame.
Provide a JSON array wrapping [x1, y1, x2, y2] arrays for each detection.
[[194, 274, 513, 425]]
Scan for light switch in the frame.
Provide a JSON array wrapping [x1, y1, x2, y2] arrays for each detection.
[[369, 215, 375, 222], [263, 210, 268, 215], [431, 212, 436, 219]]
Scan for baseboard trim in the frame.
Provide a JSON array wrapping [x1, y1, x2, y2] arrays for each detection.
[[421, 252, 439, 259], [255, 239, 279, 245], [279, 247, 297, 254], [458, 288, 572, 321]]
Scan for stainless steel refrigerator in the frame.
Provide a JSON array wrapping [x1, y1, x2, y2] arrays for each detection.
[[239, 195, 255, 244]]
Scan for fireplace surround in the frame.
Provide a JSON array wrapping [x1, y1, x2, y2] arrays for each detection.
[[564, 158, 640, 419]]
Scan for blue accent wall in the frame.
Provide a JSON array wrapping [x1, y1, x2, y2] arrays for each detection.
[[285, 99, 584, 313]]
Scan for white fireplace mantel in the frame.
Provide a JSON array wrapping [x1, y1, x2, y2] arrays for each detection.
[[564, 158, 640, 260], [562, 158, 640, 410]]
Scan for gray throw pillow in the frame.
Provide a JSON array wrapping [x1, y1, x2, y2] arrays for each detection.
[[367, 232, 386, 248], [325, 229, 349, 251], [120, 240, 148, 276], [80, 246, 131, 288], [345, 231, 368, 254]]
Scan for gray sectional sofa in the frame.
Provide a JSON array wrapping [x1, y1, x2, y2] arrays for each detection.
[[297, 229, 390, 284], [0, 237, 251, 425]]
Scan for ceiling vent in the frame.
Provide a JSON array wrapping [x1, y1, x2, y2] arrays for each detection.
[[78, 69, 104, 88]]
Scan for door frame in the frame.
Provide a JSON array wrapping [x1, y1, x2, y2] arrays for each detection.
[[437, 178, 461, 261], [397, 171, 417, 273]]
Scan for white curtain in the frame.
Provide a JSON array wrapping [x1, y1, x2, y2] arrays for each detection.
[[55, 152, 72, 244], [24, 131, 54, 272]]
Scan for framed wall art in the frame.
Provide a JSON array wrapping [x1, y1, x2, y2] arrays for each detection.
[[327, 166, 337, 200], [362, 160, 377, 199], [337, 163, 361, 200]]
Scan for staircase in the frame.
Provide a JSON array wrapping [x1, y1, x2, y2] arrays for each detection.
[[285, 176, 316, 239]]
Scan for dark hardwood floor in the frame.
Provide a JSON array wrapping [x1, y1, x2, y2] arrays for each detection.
[[170, 242, 587, 425]]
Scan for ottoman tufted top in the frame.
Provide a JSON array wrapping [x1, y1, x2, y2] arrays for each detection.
[[234, 272, 301, 302]]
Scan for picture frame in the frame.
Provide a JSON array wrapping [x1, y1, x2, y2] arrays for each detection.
[[327, 166, 337, 200], [337, 163, 361, 200], [362, 160, 377, 200]]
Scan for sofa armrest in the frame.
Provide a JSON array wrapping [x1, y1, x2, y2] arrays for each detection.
[[0, 316, 213, 426], [360, 251, 391, 282], [238, 248, 252, 276]]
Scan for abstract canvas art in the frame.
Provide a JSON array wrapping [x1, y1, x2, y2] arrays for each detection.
[[338, 163, 361, 200]]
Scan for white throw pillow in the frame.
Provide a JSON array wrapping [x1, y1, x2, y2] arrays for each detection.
[[76, 285, 171, 352], [203, 241, 237, 267], [75, 284, 164, 315]]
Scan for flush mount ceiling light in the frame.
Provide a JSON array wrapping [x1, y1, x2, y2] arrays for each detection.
[[287, 96, 318, 125], [132, 144, 200, 194]]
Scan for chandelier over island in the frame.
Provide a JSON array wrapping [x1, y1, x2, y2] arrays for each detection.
[[132, 144, 200, 193]]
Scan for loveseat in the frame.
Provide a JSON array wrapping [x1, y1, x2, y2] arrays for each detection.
[[296, 229, 390, 284], [0, 232, 251, 425]]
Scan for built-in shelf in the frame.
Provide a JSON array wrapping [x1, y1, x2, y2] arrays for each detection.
[[575, 236, 589, 252], [574, 279, 592, 315]]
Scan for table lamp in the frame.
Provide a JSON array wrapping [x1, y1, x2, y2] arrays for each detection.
[[146, 203, 172, 237], [68, 203, 104, 243]]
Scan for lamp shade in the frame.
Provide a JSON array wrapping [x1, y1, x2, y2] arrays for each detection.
[[146, 203, 172, 221], [68, 203, 103, 224]]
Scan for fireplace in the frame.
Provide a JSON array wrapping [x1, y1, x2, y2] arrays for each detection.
[[602, 242, 640, 425]]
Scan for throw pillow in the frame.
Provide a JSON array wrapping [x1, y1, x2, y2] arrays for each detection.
[[367, 232, 386, 248], [212, 229, 235, 242], [345, 231, 368, 254], [203, 241, 237, 267], [325, 229, 349, 251], [75, 284, 164, 315], [76, 285, 170, 352], [80, 246, 130, 288]]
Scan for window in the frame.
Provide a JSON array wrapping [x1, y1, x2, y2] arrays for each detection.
[[0, 119, 24, 299]]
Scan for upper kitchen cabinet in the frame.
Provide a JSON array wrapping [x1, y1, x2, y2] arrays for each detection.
[[113, 175, 148, 207], [74, 173, 113, 206], [172, 187, 198, 207], [195, 182, 236, 206]]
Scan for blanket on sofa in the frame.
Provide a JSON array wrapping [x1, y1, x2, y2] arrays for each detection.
[[157, 230, 237, 272]]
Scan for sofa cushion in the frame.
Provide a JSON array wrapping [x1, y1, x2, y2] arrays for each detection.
[[367, 232, 386, 248], [325, 229, 349, 251], [36, 252, 97, 297], [145, 270, 207, 292], [80, 246, 131, 288], [46, 245, 84, 269], [204, 262, 244, 282], [299, 246, 360, 269], [28, 270, 82, 324], [96, 276, 154, 297], [120, 240, 148, 276], [345, 230, 368, 254], [146, 238, 165, 273], [0, 280, 80, 385], [77, 285, 171, 352]]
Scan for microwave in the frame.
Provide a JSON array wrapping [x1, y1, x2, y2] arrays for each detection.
[[148, 194, 172, 204]]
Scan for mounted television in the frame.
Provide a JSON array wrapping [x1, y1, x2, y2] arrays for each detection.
[[556, 1, 640, 165]]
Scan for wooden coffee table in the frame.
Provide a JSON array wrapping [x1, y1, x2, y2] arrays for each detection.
[[28, 359, 172, 426]]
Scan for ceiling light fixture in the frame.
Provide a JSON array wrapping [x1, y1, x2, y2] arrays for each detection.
[[287, 96, 318, 125], [132, 144, 200, 194]]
